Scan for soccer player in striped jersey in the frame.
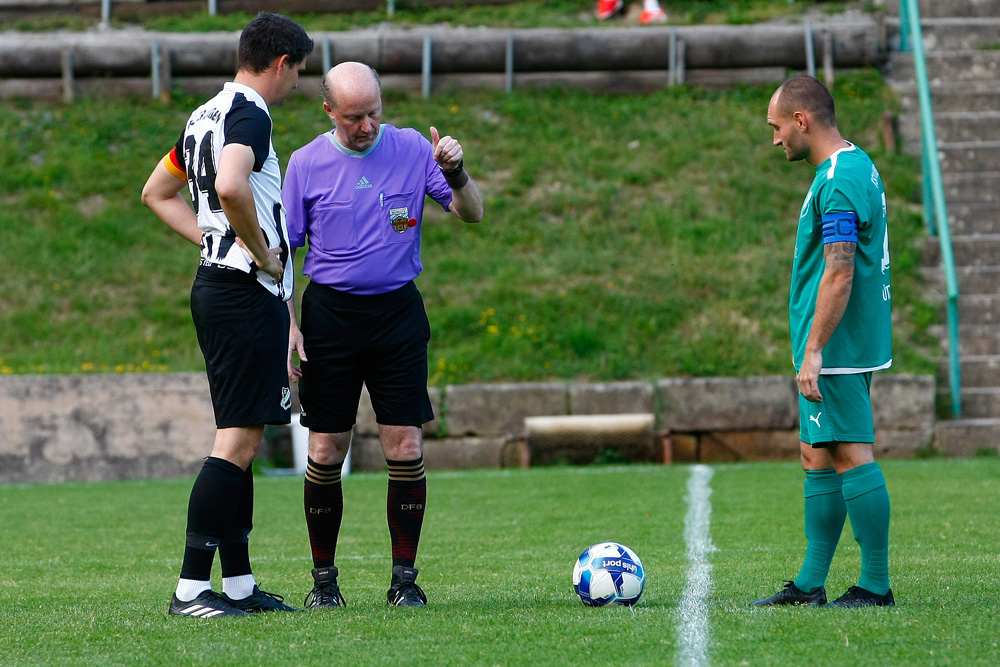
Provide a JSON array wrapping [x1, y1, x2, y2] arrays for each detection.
[[283, 62, 484, 609], [753, 76, 895, 609], [141, 13, 313, 619]]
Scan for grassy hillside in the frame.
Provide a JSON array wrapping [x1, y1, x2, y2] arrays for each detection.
[[5, 0, 862, 32], [0, 70, 938, 383]]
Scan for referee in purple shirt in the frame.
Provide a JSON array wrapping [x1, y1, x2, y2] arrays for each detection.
[[283, 61, 484, 609]]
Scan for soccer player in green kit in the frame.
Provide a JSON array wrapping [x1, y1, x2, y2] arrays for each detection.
[[753, 76, 894, 608]]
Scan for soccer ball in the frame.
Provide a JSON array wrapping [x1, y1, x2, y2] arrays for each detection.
[[572, 541, 646, 607]]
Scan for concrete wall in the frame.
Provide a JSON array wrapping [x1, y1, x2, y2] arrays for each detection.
[[0, 373, 937, 483]]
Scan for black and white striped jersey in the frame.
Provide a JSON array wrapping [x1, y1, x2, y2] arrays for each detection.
[[164, 82, 293, 300]]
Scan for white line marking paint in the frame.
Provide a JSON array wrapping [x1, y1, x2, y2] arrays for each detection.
[[677, 464, 717, 667]]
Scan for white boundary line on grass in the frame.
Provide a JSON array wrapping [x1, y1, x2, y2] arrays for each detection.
[[676, 464, 716, 667]]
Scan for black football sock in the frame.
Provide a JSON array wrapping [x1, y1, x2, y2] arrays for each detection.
[[179, 456, 245, 583], [304, 457, 345, 569], [386, 456, 426, 569], [219, 465, 254, 579]]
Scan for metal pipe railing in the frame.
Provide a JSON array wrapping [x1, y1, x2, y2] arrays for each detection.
[[901, 0, 962, 417]]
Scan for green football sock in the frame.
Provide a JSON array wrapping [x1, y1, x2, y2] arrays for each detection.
[[794, 468, 847, 592], [842, 462, 891, 596]]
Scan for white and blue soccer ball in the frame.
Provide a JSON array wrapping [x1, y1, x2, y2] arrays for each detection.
[[572, 541, 646, 607]]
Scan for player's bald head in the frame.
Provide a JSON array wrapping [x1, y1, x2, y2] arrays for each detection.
[[321, 61, 382, 109], [772, 75, 836, 128]]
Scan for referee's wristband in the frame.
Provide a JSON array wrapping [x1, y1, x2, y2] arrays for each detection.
[[441, 159, 469, 189]]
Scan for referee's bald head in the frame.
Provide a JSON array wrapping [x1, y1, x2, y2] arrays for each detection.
[[322, 62, 382, 110]]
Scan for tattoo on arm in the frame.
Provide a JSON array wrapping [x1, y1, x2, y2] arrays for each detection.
[[824, 241, 856, 271]]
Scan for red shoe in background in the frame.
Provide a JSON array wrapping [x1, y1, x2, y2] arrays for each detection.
[[596, 0, 624, 20], [640, 6, 667, 24]]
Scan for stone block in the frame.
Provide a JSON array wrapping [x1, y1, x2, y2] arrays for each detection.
[[875, 427, 935, 458], [423, 436, 509, 470], [347, 434, 385, 472], [871, 375, 935, 430], [569, 381, 655, 417], [349, 434, 510, 471], [426, 386, 442, 438], [659, 376, 797, 432], [0, 373, 214, 483], [934, 418, 1000, 457], [444, 382, 568, 436]]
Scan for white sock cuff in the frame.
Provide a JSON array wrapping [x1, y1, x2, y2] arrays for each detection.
[[222, 574, 258, 600], [175, 578, 212, 602]]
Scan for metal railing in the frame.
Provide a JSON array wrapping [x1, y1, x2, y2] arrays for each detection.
[[99, 0, 397, 27], [900, 0, 962, 418]]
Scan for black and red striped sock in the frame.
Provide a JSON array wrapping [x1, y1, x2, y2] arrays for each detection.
[[304, 457, 344, 569], [386, 456, 426, 569]]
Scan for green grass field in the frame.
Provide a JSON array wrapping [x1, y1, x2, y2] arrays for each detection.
[[2, 459, 998, 665]]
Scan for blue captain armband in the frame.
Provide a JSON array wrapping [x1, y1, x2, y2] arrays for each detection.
[[821, 211, 859, 244]]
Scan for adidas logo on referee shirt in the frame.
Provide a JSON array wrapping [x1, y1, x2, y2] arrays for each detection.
[[355, 176, 373, 190]]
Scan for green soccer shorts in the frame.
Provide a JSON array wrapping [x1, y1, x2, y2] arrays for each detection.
[[798, 372, 874, 446]]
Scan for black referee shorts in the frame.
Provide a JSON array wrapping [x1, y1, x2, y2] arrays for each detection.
[[190, 264, 292, 429], [298, 280, 434, 434]]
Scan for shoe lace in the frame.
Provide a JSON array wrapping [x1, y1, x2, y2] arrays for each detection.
[[255, 588, 286, 604], [843, 586, 872, 601], [778, 580, 797, 597], [202, 590, 244, 613], [304, 582, 346, 608]]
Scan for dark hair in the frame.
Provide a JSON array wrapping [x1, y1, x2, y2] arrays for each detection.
[[776, 75, 836, 128], [238, 12, 314, 74]]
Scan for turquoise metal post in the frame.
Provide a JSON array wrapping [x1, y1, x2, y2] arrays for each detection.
[[898, 0, 911, 53], [904, 0, 962, 417], [922, 147, 935, 235]]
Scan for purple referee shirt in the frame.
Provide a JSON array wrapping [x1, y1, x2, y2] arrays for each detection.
[[283, 124, 453, 295]]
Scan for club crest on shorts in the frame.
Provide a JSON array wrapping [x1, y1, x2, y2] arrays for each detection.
[[281, 386, 291, 411]]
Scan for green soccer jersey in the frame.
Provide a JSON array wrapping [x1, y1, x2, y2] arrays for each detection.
[[789, 142, 892, 374]]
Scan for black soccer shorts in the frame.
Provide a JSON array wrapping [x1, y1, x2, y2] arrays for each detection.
[[298, 280, 434, 434], [190, 264, 292, 428]]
